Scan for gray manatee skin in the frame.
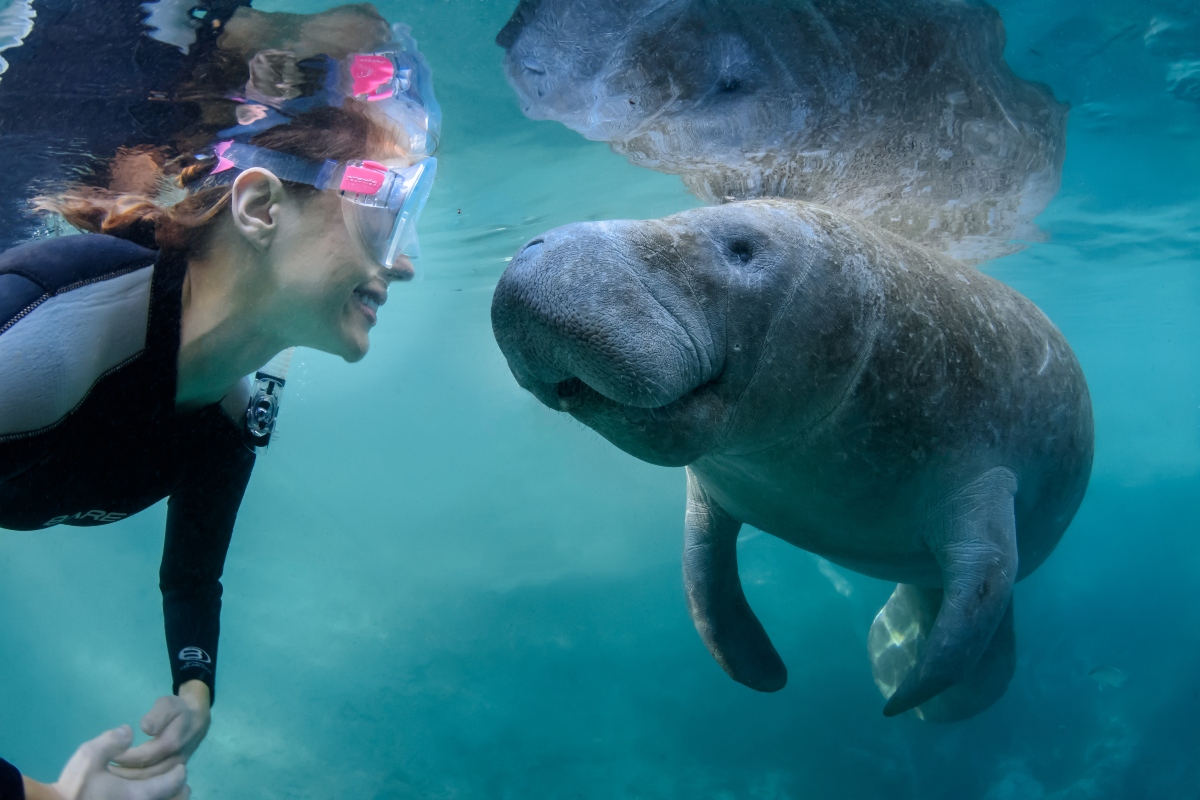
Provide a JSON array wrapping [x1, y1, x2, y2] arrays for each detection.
[[497, 0, 1068, 263], [868, 584, 1016, 722], [491, 199, 1093, 718]]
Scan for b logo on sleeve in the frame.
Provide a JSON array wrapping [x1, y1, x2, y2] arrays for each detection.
[[178, 647, 213, 673]]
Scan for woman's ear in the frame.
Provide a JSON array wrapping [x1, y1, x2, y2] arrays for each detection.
[[230, 168, 285, 249]]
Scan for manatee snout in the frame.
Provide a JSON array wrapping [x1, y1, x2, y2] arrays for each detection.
[[492, 222, 721, 413], [495, 0, 646, 134], [495, 0, 542, 49], [495, 0, 572, 117]]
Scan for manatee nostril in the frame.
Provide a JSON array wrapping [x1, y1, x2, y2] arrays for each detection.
[[518, 238, 545, 258], [728, 239, 754, 263], [521, 57, 547, 75], [555, 377, 585, 399]]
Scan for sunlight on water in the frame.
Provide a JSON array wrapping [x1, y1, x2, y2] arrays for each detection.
[[1, 0, 1198, 797]]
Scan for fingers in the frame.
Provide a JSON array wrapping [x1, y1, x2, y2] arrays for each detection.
[[141, 696, 182, 737], [110, 735, 178, 770], [126, 764, 188, 800], [111, 700, 184, 769], [57, 726, 135, 795], [78, 726, 135, 771], [110, 726, 183, 771], [107, 755, 184, 781]]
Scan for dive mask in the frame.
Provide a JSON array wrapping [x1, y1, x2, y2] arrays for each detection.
[[220, 24, 441, 159], [208, 141, 437, 267], [343, 44, 441, 158]]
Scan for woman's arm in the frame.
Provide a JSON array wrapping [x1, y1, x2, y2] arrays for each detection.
[[109, 414, 255, 779], [158, 424, 255, 701]]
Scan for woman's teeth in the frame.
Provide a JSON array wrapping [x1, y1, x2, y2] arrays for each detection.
[[355, 290, 380, 312]]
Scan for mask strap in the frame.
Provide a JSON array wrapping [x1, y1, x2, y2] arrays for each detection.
[[209, 142, 339, 190]]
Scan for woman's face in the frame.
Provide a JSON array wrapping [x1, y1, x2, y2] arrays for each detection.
[[269, 186, 414, 362]]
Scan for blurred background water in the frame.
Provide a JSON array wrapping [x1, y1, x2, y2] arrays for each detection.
[[1, 0, 1198, 797]]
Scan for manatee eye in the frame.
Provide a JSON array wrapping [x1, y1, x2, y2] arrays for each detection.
[[718, 77, 742, 93], [728, 239, 754, 263]]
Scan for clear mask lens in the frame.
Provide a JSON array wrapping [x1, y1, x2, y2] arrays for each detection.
[[339, 157, 437, 268]]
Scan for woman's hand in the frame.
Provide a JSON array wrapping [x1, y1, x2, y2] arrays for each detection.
[[107, 682, 211, 785], [23, 725, 188, 800]]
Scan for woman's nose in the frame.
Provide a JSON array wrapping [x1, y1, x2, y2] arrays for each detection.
[[386, 256, 416, 282]]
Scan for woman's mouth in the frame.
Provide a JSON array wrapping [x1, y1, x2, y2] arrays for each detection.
[[353, 288, 382, 324]]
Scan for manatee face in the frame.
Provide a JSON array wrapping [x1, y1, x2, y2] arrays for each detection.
[[491, 200, 873, 466], [498, 0, 1068, 262], [498, 0, 838, 147]]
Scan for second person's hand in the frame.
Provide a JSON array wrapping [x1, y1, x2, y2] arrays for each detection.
[[25, 725, 188, 800]]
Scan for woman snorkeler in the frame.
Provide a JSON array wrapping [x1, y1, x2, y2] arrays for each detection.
[[0, 97, 436, 799]]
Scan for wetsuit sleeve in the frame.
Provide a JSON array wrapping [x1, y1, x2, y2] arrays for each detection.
[[0, 758, 22, 800], [160, 419, 255, 705]]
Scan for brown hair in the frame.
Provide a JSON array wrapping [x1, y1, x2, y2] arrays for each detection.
[[37, 104, 398, 254]]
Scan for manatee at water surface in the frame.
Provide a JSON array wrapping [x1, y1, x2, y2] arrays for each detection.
[[497, 0, 1068, 263], [491, 200, 1093, 719]]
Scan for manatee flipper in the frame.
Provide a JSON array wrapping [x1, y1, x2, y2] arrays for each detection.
[[882, 467, 1019, 716], [870, 584, 1015, 722], [683, 467, 787, 692]]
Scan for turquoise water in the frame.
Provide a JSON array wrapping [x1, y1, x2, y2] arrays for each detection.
[[2, 0, 1199, 797]]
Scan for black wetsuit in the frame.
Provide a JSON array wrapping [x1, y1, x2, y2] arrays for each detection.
[[0, 233, 255, 796], [0, 760, 19, 800], [0, 0, 250, 249]]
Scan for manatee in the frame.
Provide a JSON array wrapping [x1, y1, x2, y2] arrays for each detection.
[[491, 199, 1093, 718], [496, 0, 1068, 263]]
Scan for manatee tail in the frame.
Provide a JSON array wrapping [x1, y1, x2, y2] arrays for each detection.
[[683, 468, 787, 692], [870, 584, 1016, 722], [882, 467, 1019, 717]]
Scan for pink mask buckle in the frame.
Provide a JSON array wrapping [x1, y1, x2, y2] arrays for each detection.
[[212, 141, 235, 174], [350, 55, 395, 101], [339, 161, 388, 194]]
